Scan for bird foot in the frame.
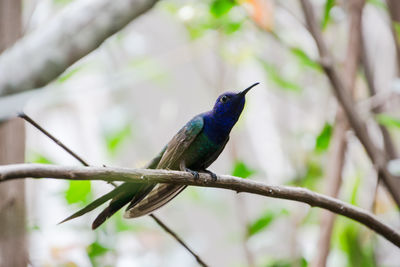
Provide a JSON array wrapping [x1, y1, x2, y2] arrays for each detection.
[[203, 170, 217, 181], [185, 168, 200, 180]]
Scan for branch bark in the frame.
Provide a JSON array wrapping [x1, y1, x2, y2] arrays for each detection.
[[0, 0, 159, 97], [299, 0, 400, 208], [1, 163, 399, 248]]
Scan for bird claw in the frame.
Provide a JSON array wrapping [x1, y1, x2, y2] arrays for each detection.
[[185, 168, 200, 180], [203, 170, 217, 181]]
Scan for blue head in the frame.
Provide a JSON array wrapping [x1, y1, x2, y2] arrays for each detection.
[[203, 82, 258, 143], [211, 83, 259, 127]]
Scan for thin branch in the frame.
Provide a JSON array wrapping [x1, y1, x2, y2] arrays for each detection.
[[360, 7, 400, 214], [360, 25, 398, 160], [149, 214, 209, 267], [19, 113, 89, 166], [1, 163, 400, 248], [19, 114, 208, 266], [0, 0, 159, 96], [299, 0, 400, 208]]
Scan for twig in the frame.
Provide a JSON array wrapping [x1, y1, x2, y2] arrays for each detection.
[[299, 0, 400, 208], [149, 214, 209, 267], [19, 113, 118, 187], [19, 113, 208, 266], [18, 113, 89, 166], [1, 163, 400, 248]]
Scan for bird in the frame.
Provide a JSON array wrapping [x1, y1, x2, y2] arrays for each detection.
[[60, 82, 259, 229]]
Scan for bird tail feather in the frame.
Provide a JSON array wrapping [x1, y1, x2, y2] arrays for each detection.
[[124, 184, 186, 219], [59, 183, 141, 226]]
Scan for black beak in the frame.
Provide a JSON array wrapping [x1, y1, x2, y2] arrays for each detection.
[[239, 82, 259, 96]]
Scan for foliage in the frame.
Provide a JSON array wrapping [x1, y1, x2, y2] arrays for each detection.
[[315, 123, 333, 153], [64, 180, 92, 205], [290, 48, 322, 71], [321, 0, 336, 29], [289, 159, 323, 190], [376, 113, 400, 129], [231, 160, 256, 178], [210, 0, 237, 18], [259, 59, 302, 92], [27, 152, 53, 164], [86, 241, 111, 267], [247, 209, 288, 237], [165, 0, 243, 40], [103, 123, 132, 156], [332, 175, 377, 267]]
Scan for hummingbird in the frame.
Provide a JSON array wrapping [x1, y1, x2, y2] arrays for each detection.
[[60, 82, 259, 229]]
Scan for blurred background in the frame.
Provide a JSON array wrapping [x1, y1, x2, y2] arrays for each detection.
[[1, 0, 400, 266]]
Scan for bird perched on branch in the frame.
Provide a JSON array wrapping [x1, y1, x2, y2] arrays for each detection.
[[60, 82, 259, 229]]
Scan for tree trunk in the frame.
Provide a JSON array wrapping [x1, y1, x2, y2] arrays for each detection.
[[0, 0, 28, 266]]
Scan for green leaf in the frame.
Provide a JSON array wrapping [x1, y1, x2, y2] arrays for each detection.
[[259, 60, 301, 92], [321, 0, 336, 29], [210, 0, 236, 18], [247, 209, 288, 237], [376, 113, 400, 129], [334, 218, 376, 267], [289, 160, 323, 190], [315, 123, 333, 152], [87, 241, 110, 265], [290, 48, 321, 71], [65, 180, 92, 205], [223, 21, 242, 34], [28, 152, 53, 164], [231, 160, 256, 179], [104, 124, 132, 155]]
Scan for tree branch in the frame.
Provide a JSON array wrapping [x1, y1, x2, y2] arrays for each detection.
[[299, 0, 400, 208], [149, 214, 208, 267], [0, 0, 159, 97], [312, 1, 365, 266], [1, 163, 399, 248]]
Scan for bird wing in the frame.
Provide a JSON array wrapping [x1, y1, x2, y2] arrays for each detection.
[[157, 115, 204, 169], [124, 116, 204, 218]]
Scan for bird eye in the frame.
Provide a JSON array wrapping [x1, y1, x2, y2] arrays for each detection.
[[220, 95, 228, 103]]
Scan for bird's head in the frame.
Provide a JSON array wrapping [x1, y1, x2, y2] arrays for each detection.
[[212, 83, 259, 122]]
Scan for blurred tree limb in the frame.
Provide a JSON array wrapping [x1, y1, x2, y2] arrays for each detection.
[[1, 163, 400, 248], [0, 1, 28, 267], [299, 0, 400, 208], [312, 1, 365, 266], [0, 0, 159, 97], [386, 0, 400, 75]]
